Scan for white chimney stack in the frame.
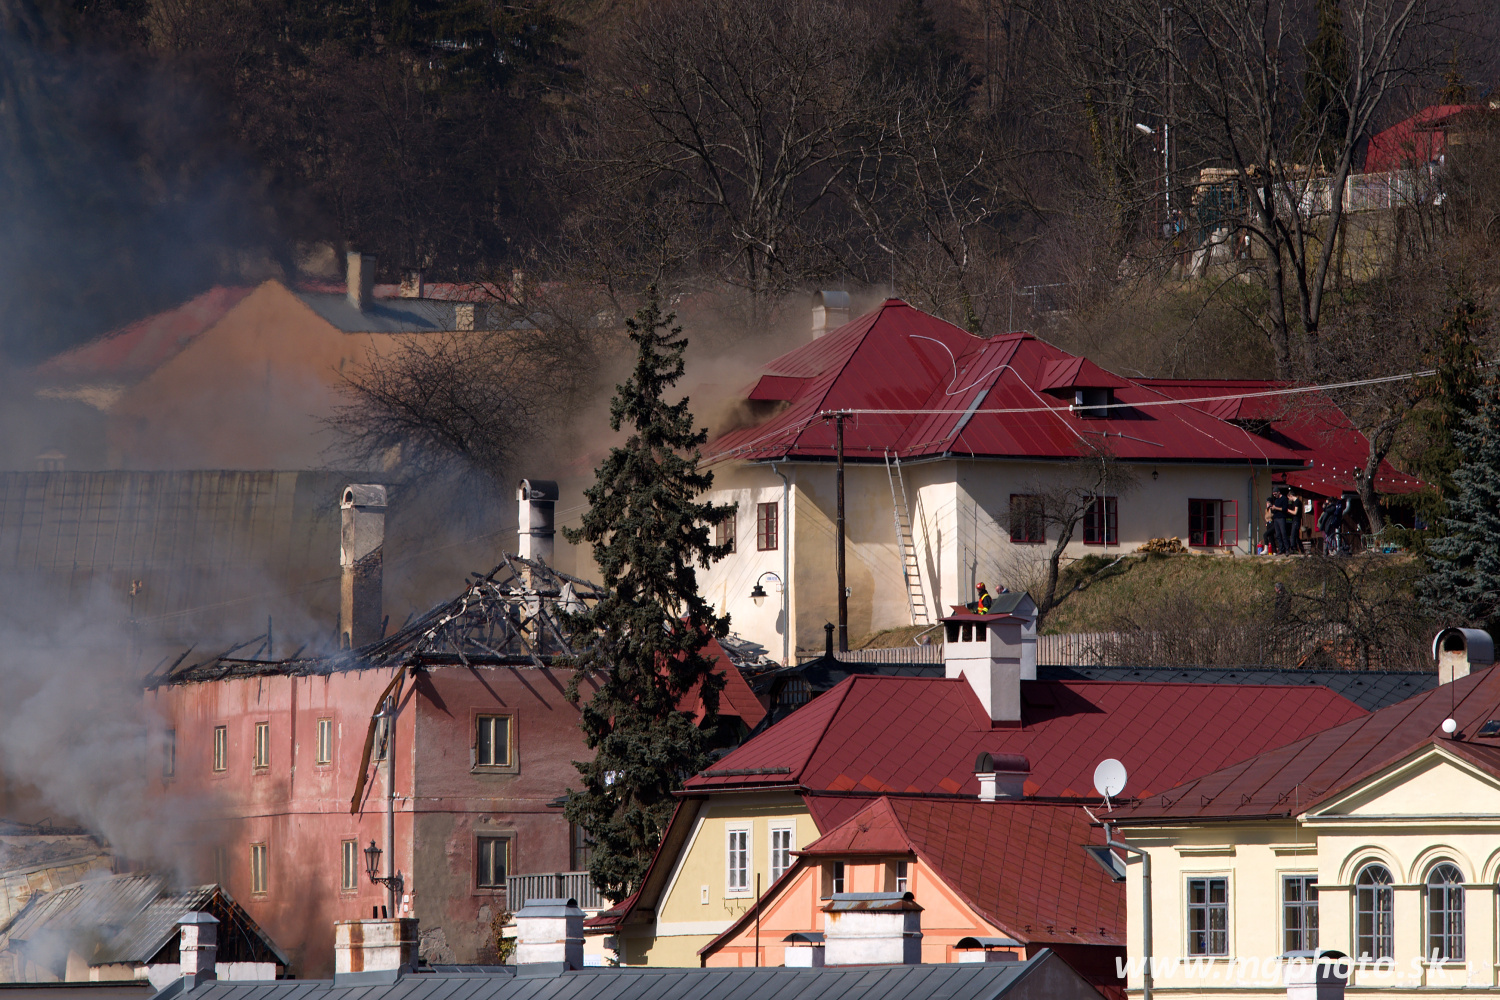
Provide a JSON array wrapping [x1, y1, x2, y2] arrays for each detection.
[[943, 610, 1030, 726], [811, 290, 851, 339], [517, 479, 559, 565], [1434, 627, 1494, 685], [334, 917, 418, 978], [822, 892, 922, 966], [513, 897, 584, 969], [178, 912, 218, 988], [341, 484, 388, 649], [974, 752, 1030, 801], [347, 252, 377, 311], [399, 268, 425, 299]]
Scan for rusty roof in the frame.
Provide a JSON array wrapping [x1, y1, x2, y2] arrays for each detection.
[[1110, 665, 1500, 825]]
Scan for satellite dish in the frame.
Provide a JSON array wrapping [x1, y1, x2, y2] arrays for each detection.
[[1094, 758, 1128, 800]]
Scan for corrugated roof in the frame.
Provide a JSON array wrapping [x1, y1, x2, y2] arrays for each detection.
[[703, 302, 1307, 467], [1363, 104, 1486, 173], [95, 885, 288, 968], [1, 874, 162, 945], [1112, 664, 1500, 825], [685, 674, 1366, 803], [152, 952, 1090, 1000]]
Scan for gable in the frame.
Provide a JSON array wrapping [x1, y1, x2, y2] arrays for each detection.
[[1309, 745, 1500, 819]]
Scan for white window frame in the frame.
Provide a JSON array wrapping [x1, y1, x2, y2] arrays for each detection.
[[340, 839, 358, 892], [725, 825, 752, 896], [316, 718, 334, 765], [250, 842, 268, 895], [1185, 872, 1231, 958], [769, 824, 794, 882]]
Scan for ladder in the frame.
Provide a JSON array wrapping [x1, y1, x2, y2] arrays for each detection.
[[885, 451, 930, 626]]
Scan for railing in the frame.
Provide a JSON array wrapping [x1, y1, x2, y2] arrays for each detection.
[[506, 872, 603, 911], [796, 646, 943, 665]]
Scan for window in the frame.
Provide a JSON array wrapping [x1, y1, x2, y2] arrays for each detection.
[[316, 718, 333, 765], [1189, 499, 1240, 547], [212, 845, 228, 886], [770, 827, 793, 881], [163, 729, 176, 778], [1073, 386, 1114, 418], [726, 828, 750, 893], [1283, 875, 1318, 952], [832, 861, 846, 895], [1009, 495, 1045, 543], [756, 502, 779, 551], [212, 726, 227, 772], [477, 836, 509, 888], [1355, 863, 1394, 960], [254, 722, 270, 769], [1082, 496, 1118, 546], [475, 715, 512, 767], [716, 510, 737, 553], [1187, 877, 1228, 956], [894, 860, 909, 893], [341, 839, 359, 892], [1427, 863, 1465, 960], [250, 843, 267, 895], [570, 824, 595, 871]]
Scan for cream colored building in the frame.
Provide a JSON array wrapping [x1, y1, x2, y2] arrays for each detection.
[[700, 299, 1302, 657], [1107, 630, 1500, 1000]]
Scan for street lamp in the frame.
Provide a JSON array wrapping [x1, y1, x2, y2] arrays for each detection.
[[364, 839, 404, 895], [749, 572, 782, 607]]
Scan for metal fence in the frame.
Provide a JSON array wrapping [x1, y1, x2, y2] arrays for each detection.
[[506, 872, 603, 911], [795, 646, 943, 665]]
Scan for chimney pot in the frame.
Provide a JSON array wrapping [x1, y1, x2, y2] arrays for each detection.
[[341, 485, 388, 649], [974, 752, 1030, 800], [178, 912, 218, 988], [347, 253, 377, 312], [399, 268, 425, 299], [811, 290, 852, 339], [513, 897, 584, 969], [517, 479, 559, 566], [821, 892, 922, 966]]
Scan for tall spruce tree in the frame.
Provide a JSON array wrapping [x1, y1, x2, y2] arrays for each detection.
[[562, 289, 732, 901], [1300, 0, 1351, 168], [1419, 383, 1500, 635]]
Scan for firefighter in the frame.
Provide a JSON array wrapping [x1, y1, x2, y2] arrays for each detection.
[[973, 582, 993, 615]]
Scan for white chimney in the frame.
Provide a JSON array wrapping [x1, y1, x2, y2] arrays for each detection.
[[517, 479, 559, 565], [943, 611, 1030, 725], [811, 290, 851, 339], [1434, 628, 1494, 685], [954, 935, 1022, 962], [178, 912, 218, 988], [513, 897, 584, 969], [975, 752, 1030, 801], [341, 484, 388, 649], [399, 268, 425, 298], [822, 892, 922, 966], [334, 918, 418, 977], [347, 252, 377, 311], [783, 932, 825, 967], [1283, 950, 1348, 1000]]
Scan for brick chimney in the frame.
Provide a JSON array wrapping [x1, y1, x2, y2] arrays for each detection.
[[811, 290, 851, 339], [517, 479, 558, 565], [340, 484, 387, 649], [178, 912, 218, 989], [822, 892, 922, 966], [942, 610, 1030, 726], [974, 752, 1029, 801], [334, 918, 419, 981], [513, 897, 584, 969], [1434, 627, 1494, 685], [347, 253, 377, 311]]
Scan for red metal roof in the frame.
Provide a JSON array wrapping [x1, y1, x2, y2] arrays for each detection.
[[703, 301, 1307, 467], [1363, 104, 1486, 173], [1137, 379, 1425, 497], [679, 637, 768, 730], [1112, 665, 1500, 825], [683, 674, 1366, 808]]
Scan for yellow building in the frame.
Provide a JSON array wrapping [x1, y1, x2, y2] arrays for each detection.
[[1107, 629, 1498, 999]]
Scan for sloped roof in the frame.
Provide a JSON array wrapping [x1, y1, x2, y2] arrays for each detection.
[[95, 885, 288, 967], [703, 301, 1306, 467], [680, 638, 768, 730], [1, 873, 162, 945], [1111, 664, 1500, 825], [1136, 379, 1425, 497], [683, 674, 1366, 806], [1363, 104, 1486, 173], [1041, 665, 1434, 712]]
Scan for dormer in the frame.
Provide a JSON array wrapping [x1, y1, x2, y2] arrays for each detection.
[[942, 609, 1029, 726], [1035, 357, 1132, 419]]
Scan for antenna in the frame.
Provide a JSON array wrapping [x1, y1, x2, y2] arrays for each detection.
[[1094, 758, 1128, 810]]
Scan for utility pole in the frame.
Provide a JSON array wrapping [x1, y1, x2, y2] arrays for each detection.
[[835, 413, 848, 653]]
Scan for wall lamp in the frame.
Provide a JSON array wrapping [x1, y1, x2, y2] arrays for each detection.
[[750, 572, 783, 607], [364, 840, 404, 895]]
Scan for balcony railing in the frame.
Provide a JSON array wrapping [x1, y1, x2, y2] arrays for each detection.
[[506, 871, 603, 911]]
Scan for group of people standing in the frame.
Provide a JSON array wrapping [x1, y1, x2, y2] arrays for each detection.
[[1262, 486, 1356, 555]]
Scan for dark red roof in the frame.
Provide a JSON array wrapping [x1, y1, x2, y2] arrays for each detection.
[[1363, 104, 1486, 173], [704, 301, 1306, 467], [683, 674, 1367, 808], [1138, 379, 1425, 497], [679, 637, 768, 730], [1113, 665, 1500, 825]]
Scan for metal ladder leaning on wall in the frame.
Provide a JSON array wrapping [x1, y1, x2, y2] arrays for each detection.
[[884, 451, 930, 626]]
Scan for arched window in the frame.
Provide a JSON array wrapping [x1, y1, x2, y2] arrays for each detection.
[[1355, 863, 1394, 960], [1427, 863, 1465, 960]]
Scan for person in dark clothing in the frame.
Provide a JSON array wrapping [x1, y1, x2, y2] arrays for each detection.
[[1318, 497, 1344, 554], [1271, 488, 1294, 554], [973, 582, 993, 614]]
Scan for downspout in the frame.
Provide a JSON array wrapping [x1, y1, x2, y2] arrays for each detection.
[[1105, 822, 1151, 1000], [384, 697, 398, 917], [1248, 468, 1256, 556], [771, 462, 791, 668]]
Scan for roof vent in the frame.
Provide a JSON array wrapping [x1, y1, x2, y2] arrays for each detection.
[[954, 936, 1021, 962], [812, 291, 851, 339], [974, 752, 1029, 801], [1433, 627, 1494, 685], [783, 931, 825, 967]]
